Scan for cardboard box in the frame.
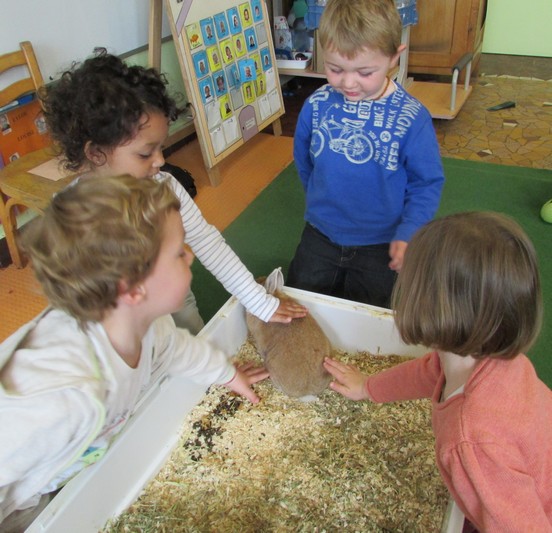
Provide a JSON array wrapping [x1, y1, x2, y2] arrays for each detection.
[[27, 289, 464, 533], [0, 98, 51, 230], [0, 99, 50, 167]]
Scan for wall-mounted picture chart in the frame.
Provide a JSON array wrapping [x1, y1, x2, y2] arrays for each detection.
[[164, 0, 284, 185]]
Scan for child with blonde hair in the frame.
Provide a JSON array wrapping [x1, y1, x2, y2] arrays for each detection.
[[288, 0, 444, 308], [41, 49, 306, 334], [0, 176, 268, 527], [324, 212, 552, 531]]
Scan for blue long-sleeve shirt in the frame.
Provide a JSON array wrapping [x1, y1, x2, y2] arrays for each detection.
[[293, 82, 444, 246]]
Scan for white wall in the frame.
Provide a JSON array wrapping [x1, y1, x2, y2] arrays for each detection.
[[0, 0, 171, 83], [3, 0, 550, 82]]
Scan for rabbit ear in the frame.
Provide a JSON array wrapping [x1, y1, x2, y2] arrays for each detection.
[[264, 267, 284, 294]]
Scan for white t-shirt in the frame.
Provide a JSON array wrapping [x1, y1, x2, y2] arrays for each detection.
[[0, 308, 235, 519]]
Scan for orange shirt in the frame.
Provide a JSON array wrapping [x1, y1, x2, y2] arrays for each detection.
[[367, 352, 552, 532]]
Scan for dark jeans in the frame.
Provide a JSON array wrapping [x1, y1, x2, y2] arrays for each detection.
[[287, 223, 397, 309]]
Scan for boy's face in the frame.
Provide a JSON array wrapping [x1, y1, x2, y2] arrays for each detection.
[[98, 111, 169, 179], [143, 210, 193, 318], [323, 46, 401, 102]]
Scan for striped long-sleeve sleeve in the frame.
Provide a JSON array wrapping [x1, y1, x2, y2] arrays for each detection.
[[158, 171, 279, 322]]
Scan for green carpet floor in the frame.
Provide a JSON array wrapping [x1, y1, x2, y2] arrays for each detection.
[[192, 158, 552, 387]]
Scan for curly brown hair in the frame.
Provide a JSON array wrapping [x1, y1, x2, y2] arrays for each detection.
[[40, 49, 183, 171], [19, 175, 181, 324]]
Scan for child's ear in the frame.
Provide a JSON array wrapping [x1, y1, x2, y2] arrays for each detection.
[[84, 141, 107, 167], [118, 280, 146, 306], [391, 44, 407, 68]]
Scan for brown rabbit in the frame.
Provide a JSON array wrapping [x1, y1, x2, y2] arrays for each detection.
[[246, 268, 332, 399]]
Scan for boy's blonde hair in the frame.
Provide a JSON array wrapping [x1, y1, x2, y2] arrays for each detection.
[[319, 0, 402, 58], [19, 175, 181, 323], [392, 212, 542, 359]]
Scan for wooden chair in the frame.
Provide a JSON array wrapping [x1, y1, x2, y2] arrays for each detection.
[[0, 41, 71, 268]]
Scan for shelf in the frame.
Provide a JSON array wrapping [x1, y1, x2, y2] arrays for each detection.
[[277, 65, 327, 78], [278, 65, 400, 83]]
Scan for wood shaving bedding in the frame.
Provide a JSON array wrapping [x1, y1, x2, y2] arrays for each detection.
[[107, 341, 448, 533]]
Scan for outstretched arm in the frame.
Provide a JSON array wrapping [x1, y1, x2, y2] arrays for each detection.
[[323, 357, 372, 401], [268, 299, 308, 323], [325, 352, 441, 403], [166, 172, 300, 323], [224, 362, 270, 404]]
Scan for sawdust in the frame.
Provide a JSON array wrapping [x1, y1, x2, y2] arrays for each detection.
[[106, 341, 448, 532]]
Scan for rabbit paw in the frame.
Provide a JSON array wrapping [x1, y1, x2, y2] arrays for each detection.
[[298, 394, 319, 403]]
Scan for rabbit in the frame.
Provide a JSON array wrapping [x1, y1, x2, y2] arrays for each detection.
[[246, 268, 332, 400]]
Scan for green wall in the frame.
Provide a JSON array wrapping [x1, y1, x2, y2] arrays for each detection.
[[483, 0, 552, 57]]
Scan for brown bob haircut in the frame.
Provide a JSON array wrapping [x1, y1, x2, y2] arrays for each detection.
[[392, 212, 542, 359], [19, 175, 180, 324]]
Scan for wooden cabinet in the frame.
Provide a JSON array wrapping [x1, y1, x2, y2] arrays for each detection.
[[408, 0, 487, 76]]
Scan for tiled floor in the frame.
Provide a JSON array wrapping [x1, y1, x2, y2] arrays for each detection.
[[1, 54, 551, 340], [439, 53, 551, 169], [433, 73, 552, 168]]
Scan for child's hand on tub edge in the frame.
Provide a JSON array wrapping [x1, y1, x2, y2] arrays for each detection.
[[224, 362, 270, 404], [269, 299, 308, 323], [323, 357, 372, 401]]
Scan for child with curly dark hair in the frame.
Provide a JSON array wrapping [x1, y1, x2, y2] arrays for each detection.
[[41, 49, 306, 334]]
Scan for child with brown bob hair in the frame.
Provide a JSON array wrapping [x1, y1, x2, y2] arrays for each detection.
[[324, 212, 552, 531], [0, 176, 268, 527]]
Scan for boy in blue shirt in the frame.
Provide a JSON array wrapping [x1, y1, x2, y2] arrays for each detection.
[[288, 0, 444, 308]]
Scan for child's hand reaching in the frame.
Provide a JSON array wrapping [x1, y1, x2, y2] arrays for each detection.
[[388, 240, 408, 272], [323, 357, 372, 401], [224, 362, 270, 404], [269, 299, 308, 323]]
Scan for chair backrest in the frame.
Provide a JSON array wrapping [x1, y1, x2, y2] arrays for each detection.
[[0, 41, 44, 109]]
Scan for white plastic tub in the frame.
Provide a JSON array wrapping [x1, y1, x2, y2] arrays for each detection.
[[276, 51, 313, 70], [27, 288, 463, 532]]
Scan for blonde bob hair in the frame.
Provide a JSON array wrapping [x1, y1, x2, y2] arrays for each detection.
[[319, 0, 402, 59], [392, 212, 542, 359], [19, 175, 180, 323]]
